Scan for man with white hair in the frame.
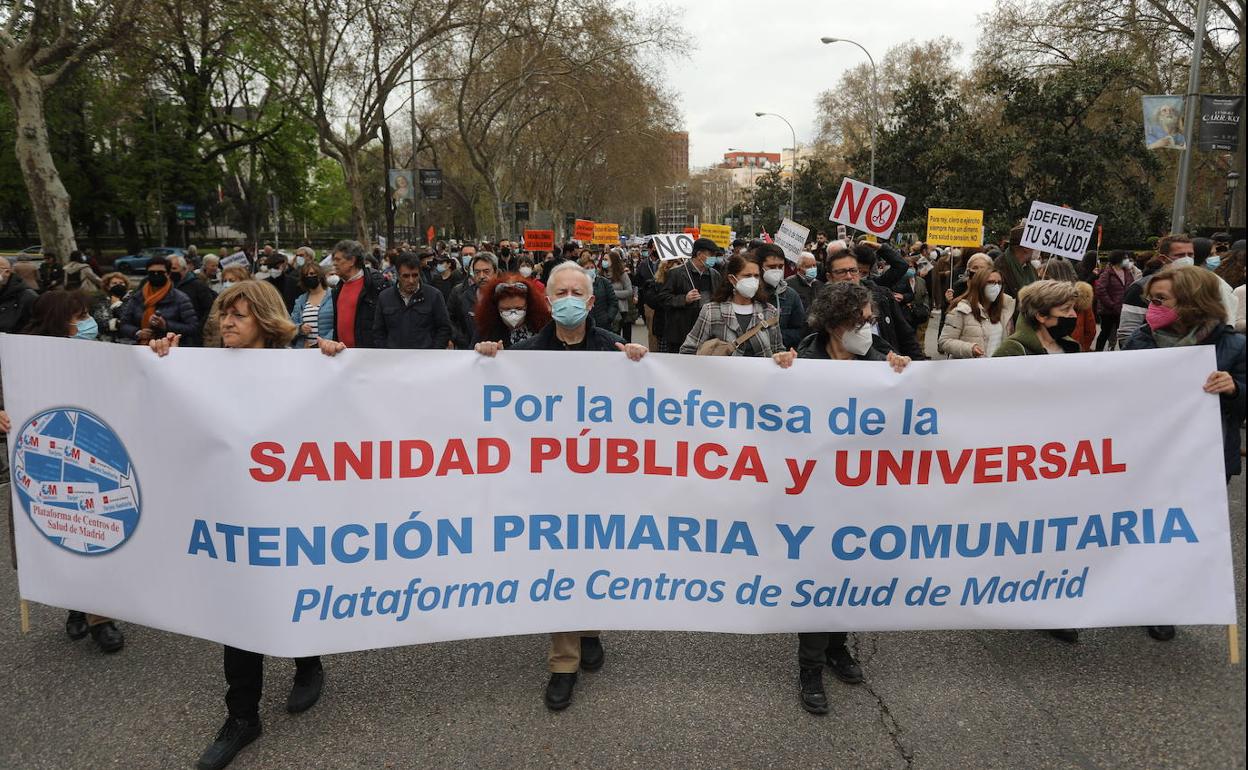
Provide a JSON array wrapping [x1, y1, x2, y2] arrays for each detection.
[[791, 251, 824, 313], [199, 253, 223, 292], [170, 253, 216, 346], [473, 260, 645, 712]]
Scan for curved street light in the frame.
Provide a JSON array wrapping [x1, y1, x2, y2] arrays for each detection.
[[754, 112, 797, 221], [820, 36, 878, 185]]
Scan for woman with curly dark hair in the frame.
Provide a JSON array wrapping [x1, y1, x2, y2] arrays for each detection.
[[771, 281, 910, 716], [473, 274, 552, 348]]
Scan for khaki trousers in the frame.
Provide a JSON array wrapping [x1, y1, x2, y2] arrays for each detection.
[[643, 307, 659, 351], [548, 630, 599, 673]]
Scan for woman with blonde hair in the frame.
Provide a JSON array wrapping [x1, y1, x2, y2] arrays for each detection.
[[1040, 257, 1096, 351], [938, 267, 1014, 358], [201, 265, 253, 348], [149, 280, 326, 770], [993, 279, 1082, 357]]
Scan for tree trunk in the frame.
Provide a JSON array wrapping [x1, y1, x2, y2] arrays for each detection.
[[382, 121, 395, 248], [339, 150, 370, 248], [6, 69, 76, 261]]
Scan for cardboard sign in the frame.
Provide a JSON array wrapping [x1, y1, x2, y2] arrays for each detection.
[[829, 178, 906, 240], [926, 208, 984, 248], [523, 230, 555, 252], [221, 251, 249, 269], [591, 223, 620, 246], [573, 219, 596, 241], [1020, 201, 1098, 260], [650, 233, 696, 261], [700, 223, 731, 248], [774, 218, 810, 263]]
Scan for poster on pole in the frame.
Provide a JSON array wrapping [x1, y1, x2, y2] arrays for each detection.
[[700, 223, 731, 248], [650, 233, 696, 261], [389, 170, 414, 202], [1142, 96, 1187, 150], [774, 218, 810, 263], [926, 208, 984, 247], [418, 169, 443, 199], [829, 178, 906, 240], [1198, 95, 1243, 152], [1020, 201, 1097, 260], [573, 219, 596, 242], [591, 223, 620, 246], [523, 230, 555, 252], [221, 251, 249, 269]]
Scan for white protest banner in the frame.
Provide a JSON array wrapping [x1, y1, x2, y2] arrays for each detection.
[[649, 232, 696, 261], [1, 336, 1235, 658], [1021, 201, 1098, 260], [829, 178, 906, 240], [774, 218, 810, 263], [221, 251, 249, 269]]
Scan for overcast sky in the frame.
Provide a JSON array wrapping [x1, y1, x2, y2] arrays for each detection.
[[629, 0, 999, 168]]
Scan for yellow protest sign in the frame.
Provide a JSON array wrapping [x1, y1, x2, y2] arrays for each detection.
[[700, 223, 731, 248], [591, 223, 620, 245], [926, 208, 984, 247]]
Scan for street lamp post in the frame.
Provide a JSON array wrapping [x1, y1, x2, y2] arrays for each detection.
[[820, 36, 878, 186], [1225, 171, 1240, 228], [755, 112, 797, 222]]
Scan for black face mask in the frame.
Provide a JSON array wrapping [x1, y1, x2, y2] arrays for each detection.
[[109, 284, 128, 298], [147, 272, 168, 288], [301, 275, 320, 289], [1048, 315, 1077, 339]]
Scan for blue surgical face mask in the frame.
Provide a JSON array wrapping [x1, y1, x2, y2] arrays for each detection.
[[461, 254, 472, 269], [1206, 256, 1222, 270], [74, 316, 99, 341], [551, 296, 589, 328], [905, 267, 916, 278], [585, 268, 597, 281], [706, 256, 720, 267], [804, 267, 818, 280]]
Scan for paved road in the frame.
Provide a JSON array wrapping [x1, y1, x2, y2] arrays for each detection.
[[0, 426, 1244, 770]]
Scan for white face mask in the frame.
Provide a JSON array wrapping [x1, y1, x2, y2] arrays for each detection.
[[1030, 259, 1043, 270], [500, 308, 527, 328], [840, 323, 874, 356], [326, 274, 341, 287], [1170, 256, 1194, 268], [518, 266, 533, 278], [983, 284, 1003, 303], [733, 276, 760, 299], [762, 268, 784, 287]]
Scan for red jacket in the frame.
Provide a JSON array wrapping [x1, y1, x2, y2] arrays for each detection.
[[1094, 268, 1128, 315]]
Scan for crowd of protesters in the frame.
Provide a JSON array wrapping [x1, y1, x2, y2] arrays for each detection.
[[0, 226, 1244, 770]]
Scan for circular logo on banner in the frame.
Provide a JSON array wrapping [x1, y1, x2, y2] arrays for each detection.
[[11, 408, 141, 556], [868, 195, 899, 234]]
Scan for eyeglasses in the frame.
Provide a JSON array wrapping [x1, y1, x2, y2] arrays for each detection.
[[1148, 296, 1170, 306], [829, 267, 859, 278], [493, 281, 529, 295]]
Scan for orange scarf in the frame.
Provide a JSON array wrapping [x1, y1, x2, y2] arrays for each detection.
[[142, 280, 171, 328]]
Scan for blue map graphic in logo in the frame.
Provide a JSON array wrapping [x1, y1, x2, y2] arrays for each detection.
[[10, 408, 141, 555]]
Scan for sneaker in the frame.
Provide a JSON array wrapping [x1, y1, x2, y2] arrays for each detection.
[[826, 645, 863, 684], [286, 666, 324, 714], [1146, 625, 1176, 641], [1048, 628, 1080, 644], [88, 621, 124, 653], [196, 717, 261, 770], [799, 666, 829, 715], [544, 672, 577, 711], [65, 611, 89, 641], [579, 636, 604, 672]]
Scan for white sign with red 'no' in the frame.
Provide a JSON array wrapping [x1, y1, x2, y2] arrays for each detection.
[[828, 178, 906, 240]]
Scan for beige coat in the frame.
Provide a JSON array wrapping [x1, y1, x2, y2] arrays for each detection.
[[938, 295, 1015, 358]]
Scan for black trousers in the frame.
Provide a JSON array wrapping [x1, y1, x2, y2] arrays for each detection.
[[1095, 314, 1120, 351], [223, 645, 321, 721], [797, 631, 849, 669]]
